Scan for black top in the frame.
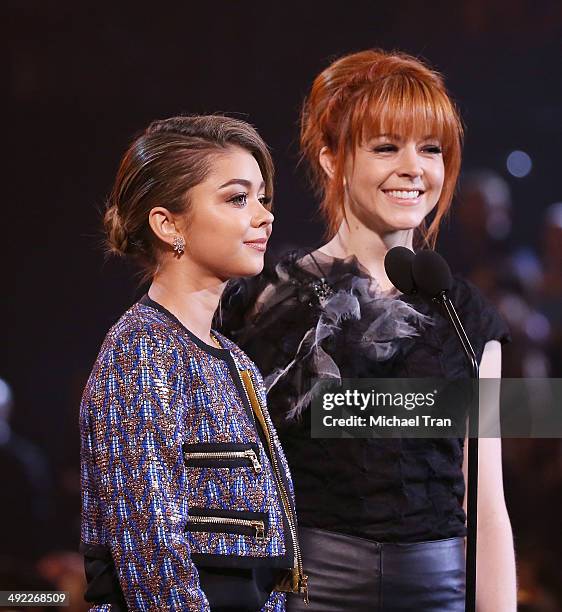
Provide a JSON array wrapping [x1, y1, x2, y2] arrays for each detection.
[[220, 249, 511, 543]]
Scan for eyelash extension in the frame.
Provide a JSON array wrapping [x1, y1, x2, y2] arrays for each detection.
[[228, 193, 249, 207], [227, 193, 272, 207], [373, 145, 442, 154]]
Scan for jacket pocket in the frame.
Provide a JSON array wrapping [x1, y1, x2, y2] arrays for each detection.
[[185, 507, 268, 544], [182, 441, 262, 474]]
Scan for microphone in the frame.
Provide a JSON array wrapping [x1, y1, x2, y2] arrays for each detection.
[[385, 246, 479, 612], [411, 250, 478, 377], [383, 246, 416, 294], [411, 249, 452, 298]]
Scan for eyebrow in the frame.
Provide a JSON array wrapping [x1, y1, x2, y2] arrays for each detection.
[[218, 178, 266, 190], [375, 133, 401, 139], [373, 133, 438, 141]]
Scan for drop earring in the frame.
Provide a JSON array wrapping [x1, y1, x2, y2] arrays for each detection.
[[173, 236, 185, 255]]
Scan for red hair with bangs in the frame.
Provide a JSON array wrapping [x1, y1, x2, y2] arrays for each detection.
[[300, 49, 463, 247]]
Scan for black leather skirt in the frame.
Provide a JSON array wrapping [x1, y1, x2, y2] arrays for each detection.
[[287, 527, 465, 612]]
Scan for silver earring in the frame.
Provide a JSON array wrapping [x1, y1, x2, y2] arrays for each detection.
[[173, 236, 185, 255]]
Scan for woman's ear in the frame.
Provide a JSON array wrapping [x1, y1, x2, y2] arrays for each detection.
[[319, 146, 336, 180], [148, 206, 181, 247]]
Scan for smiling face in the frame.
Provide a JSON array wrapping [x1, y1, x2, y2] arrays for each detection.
[[176, 145, 274, 281], [343, 133, 445, 235]]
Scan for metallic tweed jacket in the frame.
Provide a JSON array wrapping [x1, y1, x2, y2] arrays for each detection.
[[80, 297, 300, 611]]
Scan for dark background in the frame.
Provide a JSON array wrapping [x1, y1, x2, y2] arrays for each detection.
[[2, 1, 562, 609]]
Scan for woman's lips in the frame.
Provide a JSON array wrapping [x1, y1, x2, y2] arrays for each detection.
[[244, 240, 267, 252], [382, 189, 424, 205]]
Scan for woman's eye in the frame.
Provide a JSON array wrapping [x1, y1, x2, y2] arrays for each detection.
[[258, 195, 272, 208], [374, 145, 397, 153], [228, 193, 248, 207], [423, 145, 442, 154]]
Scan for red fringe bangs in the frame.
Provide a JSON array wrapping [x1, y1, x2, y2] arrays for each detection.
[[351, 74, 462, 154]]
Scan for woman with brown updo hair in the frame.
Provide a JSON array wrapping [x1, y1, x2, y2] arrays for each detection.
[[79, 115, 309, 612], [221, 51, 517, 610]]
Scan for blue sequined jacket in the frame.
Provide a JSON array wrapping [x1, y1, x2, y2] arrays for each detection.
[[80, 296, 302, 611]]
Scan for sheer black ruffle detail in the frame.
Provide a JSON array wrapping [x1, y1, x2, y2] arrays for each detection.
[[222, 249, 432, 421]]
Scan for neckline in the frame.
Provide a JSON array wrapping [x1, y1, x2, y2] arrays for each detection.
[[139, 294, 230, 357], [296, 247, 402, 298]]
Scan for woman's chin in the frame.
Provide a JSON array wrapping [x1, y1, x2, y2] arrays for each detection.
[[382, 211, 428, 232], [232, 258, 265, 278]]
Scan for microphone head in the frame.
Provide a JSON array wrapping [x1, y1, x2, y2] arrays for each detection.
[[412, 250, 452, 297], [384, 246, 416, 294]]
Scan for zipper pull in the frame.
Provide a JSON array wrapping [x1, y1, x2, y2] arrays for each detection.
[[299, 574, 309, 605], [244, 449, 262, 474], [251, 521, 266, 543]]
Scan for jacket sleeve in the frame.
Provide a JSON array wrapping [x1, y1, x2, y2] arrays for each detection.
[[83, 326, 210, 611]]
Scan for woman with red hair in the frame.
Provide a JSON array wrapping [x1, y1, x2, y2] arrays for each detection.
[[222, 50, 516, 610]]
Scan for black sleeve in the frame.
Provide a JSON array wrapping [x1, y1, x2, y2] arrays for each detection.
[[451, 277, 511, 364]]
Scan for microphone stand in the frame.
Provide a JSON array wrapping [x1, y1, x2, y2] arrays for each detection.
[[435, 291, 479, 612]]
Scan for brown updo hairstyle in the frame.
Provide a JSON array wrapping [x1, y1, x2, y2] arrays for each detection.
[[104, 115, 274, 280], [300, 49, 463, 247]]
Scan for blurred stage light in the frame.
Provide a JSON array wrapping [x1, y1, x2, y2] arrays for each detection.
[[506, 150, 532, 178], [0, 378, 12, 406], [524, 312, 550, 343], [545, 202, 562, 228]]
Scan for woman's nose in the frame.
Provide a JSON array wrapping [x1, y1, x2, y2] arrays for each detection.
[[397, 147, 423, 177], [253, 200, 275, 227]]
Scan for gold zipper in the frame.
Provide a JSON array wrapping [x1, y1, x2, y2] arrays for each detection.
[[184, 449, 262, 474], [186, 515, 266, 543], [238, 368, 309, 604]]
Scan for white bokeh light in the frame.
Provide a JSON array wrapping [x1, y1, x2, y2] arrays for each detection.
[[506, 150, 532, 178]]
